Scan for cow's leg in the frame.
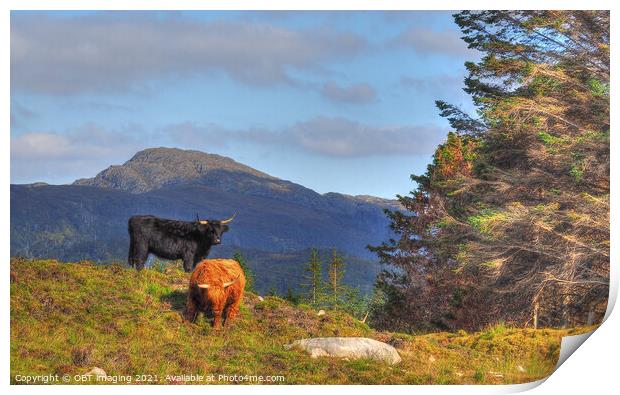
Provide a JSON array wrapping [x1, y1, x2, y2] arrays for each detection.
[[210, 299, 225, 330], [133, 242, 149, 271], [127, 234, 136, 268], [182, 254, 194, 273], [225, 295, 242, 326], [183, 288, 198, 322], [191, 253, 203, 270], [184, 292, 198, 323], [212, 309, 224, 330]]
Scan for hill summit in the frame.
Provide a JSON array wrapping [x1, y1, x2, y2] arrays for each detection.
[[74, 147, 275, 193]]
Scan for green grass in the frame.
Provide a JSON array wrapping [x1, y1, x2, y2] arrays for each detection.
[[10, 258, 594, 385]]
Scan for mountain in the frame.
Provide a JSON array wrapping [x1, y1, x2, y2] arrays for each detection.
[[73, 147, 401, 212], [11, 148, 400, 294], [73, 147, 276, 193]]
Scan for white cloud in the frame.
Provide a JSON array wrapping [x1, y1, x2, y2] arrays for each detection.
[[10, 100, 38, 129], [11, 132, 73, 159], [392, 27, 475, 57], [11, 13, 368, 94], [11, 124, 148, 182], [11, 117, 447, 183], [164, 117, 446, 158], [321, 81, 376, 103], [399, 73, 464, 92], [288, 117, 444, 156], [12, 124, 141, 159]]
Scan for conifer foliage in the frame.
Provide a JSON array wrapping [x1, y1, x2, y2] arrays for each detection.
[[301, 248, 325, 306], [371, 11, 609, 332]]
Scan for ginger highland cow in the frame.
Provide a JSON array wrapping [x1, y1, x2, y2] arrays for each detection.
[[185, 259, 246, 330]]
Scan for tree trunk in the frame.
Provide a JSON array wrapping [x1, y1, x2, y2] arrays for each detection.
[[561, 291, 571, 328], [587, 308, 595, 326]]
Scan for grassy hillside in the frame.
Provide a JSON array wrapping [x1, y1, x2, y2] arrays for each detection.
[[10, 258, 593, 385]]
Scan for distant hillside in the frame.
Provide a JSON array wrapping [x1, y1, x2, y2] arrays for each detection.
[[10, 258, 582, 384], [11, 148, 400, 294]]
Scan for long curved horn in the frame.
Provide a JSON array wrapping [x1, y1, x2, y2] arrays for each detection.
[[220, 213, 237, 225], [197, 283, 210, 289], [223, 275, 240, 288]]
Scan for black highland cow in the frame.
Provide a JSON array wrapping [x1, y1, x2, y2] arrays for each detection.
[[127, 214, 235, 272]]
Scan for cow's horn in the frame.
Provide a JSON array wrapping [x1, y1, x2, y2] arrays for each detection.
[[197, 213, 209, 224], [223, 275, 240, 288], [197, 283, 210, 289], [220, 213, 237, 225]]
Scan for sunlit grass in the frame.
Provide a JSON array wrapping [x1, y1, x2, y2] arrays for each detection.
[[10, 258, 592, 385]]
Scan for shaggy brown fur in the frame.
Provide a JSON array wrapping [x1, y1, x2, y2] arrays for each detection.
[[185, 259, 246, 330]]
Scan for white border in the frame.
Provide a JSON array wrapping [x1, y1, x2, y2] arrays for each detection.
[[3, 1, 618, 394], [2, 0, 616, 11]]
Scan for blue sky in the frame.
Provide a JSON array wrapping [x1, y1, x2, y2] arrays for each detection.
[[10, 10, 477, 199]]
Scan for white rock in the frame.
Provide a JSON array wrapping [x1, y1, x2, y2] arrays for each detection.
[[86, 367, 106, 378], [516, 365, 526, 373], [257, 296, 264, 302], [317, 310, 326, 316], [287, 337, 401, 365]]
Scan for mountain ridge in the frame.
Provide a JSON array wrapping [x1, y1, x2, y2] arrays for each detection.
[[71, 147, 400, 210]]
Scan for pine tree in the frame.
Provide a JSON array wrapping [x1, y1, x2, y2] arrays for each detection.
[[284, 287, 301, 305], [327, 249, 345, 307], [232, 251, 255, 293], [301, 248, 324, 306], [371, 11, 609, 332]]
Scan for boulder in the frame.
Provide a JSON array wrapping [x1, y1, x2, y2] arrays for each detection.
[[317, 310, 326, 316], [287, 337, 401, 365], [86, 367, 107, 378]]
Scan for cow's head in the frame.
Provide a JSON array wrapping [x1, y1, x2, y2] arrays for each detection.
[[196, 275, 241, 329], [195, 213, 235, 245]]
